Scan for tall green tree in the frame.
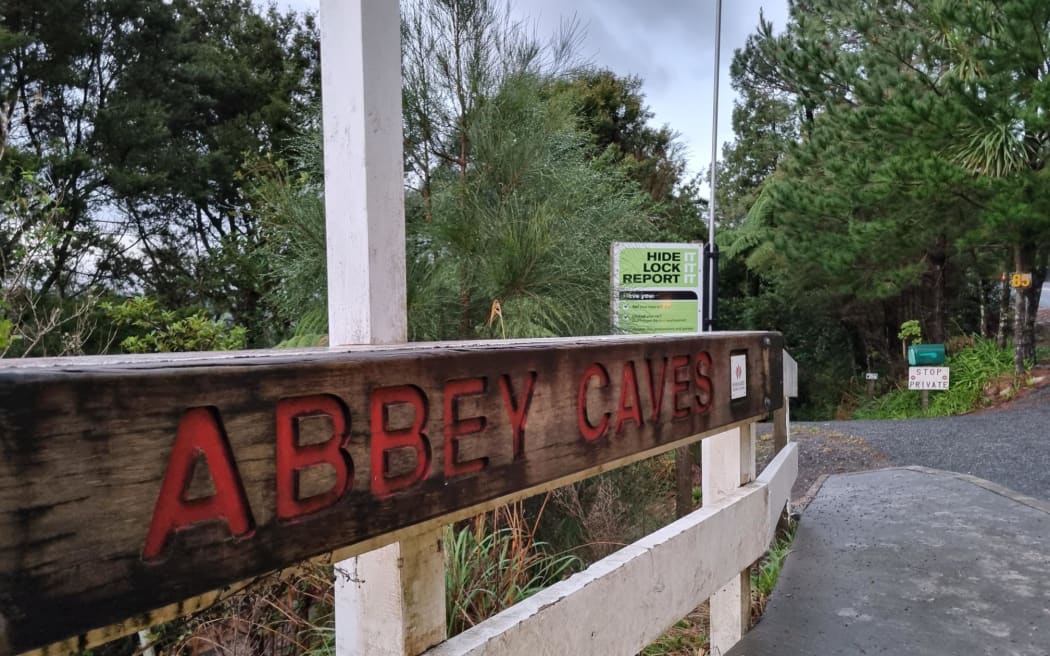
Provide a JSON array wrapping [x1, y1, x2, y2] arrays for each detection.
[[411, 73, 656, 340], [1, 0, 144, 300], [255, 72, 658, 343], [1, 0, 319, 349], [550, 70, 705, 242], [256, 2, 673, 344], [99, 0, 319, 343], [401, 0, 581, 222], [923, 0, 1050, 370], [723, 0, 1049, 379]]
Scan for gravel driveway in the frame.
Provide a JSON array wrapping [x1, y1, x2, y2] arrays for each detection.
[[796, 385, 1050, 502]]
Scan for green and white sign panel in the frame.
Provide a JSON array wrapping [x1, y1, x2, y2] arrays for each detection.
[[611, 242, 703, 334]]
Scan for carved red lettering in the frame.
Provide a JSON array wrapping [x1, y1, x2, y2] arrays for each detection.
[[693, 351, 713, 415], [275, 395, 352, 521], [370, 385, 431, 497], [444, 377, 488, 478], [645, 358, 668, 423], [143, 407, 254, 560], [615, 361, 643, 433], [577, 363, 611, 442], [671, 355, 691, 419], [500, 372, 537, 459]]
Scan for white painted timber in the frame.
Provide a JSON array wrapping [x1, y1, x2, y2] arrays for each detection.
[[320, 1, 444, 654], [709, 573, 750, 655], [320, 0, 407, 346], [757, 443, 799, 544], [702, 427, 748, 502], [702, 426, 755, 654], [783, 351, 798, 398], [742, 422, 757, 484], [336, 533, 446, 656], [423, 483, 771, 656]]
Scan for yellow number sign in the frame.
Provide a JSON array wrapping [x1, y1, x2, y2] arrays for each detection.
[[1011, 272, 1033, 288]]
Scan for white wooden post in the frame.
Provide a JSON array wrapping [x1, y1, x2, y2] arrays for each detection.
[[773, 352, 799, 535], [320, 2, 446, 654], [702, 424, 756, 654]]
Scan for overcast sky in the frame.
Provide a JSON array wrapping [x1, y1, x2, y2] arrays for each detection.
[[276, 0, 790, 179]]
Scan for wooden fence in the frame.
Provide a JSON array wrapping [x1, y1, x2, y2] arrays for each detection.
[[0, 333, 796, 655]]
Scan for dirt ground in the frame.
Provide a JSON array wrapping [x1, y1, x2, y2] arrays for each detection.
[[755, 425, 890, 508]]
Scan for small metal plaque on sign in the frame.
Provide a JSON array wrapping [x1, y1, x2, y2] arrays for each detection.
[[865, 372, 878, 381], [730, 353, 747, 399]]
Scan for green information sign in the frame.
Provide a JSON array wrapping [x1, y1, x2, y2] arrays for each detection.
[[611, 242, 703, 334]]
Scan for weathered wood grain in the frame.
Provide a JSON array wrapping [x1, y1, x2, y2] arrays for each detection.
[[0, 333, 782, 653]]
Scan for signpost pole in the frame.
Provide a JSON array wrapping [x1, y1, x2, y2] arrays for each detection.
[[320, 2, 445, 654], [701, 1, 754, 650], [704, 0, 722, 331]]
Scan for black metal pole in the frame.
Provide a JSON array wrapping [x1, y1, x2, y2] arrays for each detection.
[[704, 242, 719, 331]]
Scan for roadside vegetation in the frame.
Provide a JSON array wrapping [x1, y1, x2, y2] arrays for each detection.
[[854, 337, 1023, 419]]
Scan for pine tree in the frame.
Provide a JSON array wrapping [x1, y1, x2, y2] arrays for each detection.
[[724, 0, 1049, 374]]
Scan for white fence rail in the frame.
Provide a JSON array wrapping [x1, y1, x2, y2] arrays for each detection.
[[427, 443, 798, 656]]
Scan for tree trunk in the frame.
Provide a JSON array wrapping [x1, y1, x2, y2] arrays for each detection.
[[922, 239, 948, 344], [423, 141, 433, 223], [459, 286, 472, 338], [1013, 243, 1034, 375], [1022, 252, 1046, 363], [978, 276, 989, 339], [997, 270, 1011, 349]]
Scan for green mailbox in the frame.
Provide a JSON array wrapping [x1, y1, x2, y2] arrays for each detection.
[[908, 343, 945, 366]]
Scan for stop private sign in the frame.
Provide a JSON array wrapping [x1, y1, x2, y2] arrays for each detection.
[[908, 366, 950, 390]]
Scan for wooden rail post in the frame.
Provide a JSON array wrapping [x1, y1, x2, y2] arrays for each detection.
[[773, 352, 798, 538], [320, 1, 445, 654], [772, 353, 797, 454], [703, 424, 756, 654], [675, 445, 694, 518], [772, 404, 789, 455]]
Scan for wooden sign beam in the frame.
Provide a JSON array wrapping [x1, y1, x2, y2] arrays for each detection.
[[0, 333, 782, 653]]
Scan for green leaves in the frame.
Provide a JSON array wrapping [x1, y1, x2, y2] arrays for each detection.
[[104, 296, 247, 353], [949, 119, 1030, 178], [412, 73, 655, 341], [2, 0, 319, 347], [855, 338, 1018, 419], [712, 0, 1050, 412]]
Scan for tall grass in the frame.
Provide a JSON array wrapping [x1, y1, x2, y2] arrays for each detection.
[[444, 501, 580, 636], [751, 530, 794, 619], [113, 564, 337, 656]]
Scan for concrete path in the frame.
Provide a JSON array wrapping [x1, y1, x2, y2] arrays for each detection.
[[727, 467, 1050, 656]]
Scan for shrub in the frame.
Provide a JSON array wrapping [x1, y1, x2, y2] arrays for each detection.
[[545, 455, 677, 562], [105, 297, 247, 353], [854, 337, 1018, 418]]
